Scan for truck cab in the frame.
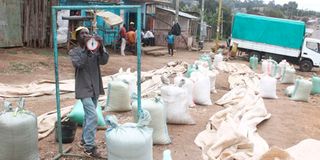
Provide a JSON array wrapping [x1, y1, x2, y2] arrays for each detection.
[[300, 38, 320, 72]]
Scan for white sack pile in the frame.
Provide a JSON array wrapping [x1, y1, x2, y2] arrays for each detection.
[[195, 86, 271, 160]]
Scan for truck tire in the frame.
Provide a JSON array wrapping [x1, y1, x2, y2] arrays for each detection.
[[300, 59, 313, 72]]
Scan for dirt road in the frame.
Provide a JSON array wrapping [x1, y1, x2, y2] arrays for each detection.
[[0, 47, 320, 160]]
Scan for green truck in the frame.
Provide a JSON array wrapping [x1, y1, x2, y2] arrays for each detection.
[[231, 13, 320, 72]]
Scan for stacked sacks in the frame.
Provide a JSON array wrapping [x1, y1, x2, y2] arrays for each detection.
[[132, 97, 171, 144], [291, 78, 312, 102], [105, 80, 131, 111], [280, 65, 296, 84], [311, 75, 320, 95], [277, 60, 289, 79], [261, 58, 278, 77], [174, 73, 195, 107], [161, 85, 195, 124], [214, 53, 224, 69], [249, 55, 259, 71], [259, 74, 278, 99], [190, 71, 213, 105], [0, 98, 39, 160], [68, 100, 106, 127], [105, 110, 153, 160], [114, 68, 137, 99], [198, 66, 219, 94]]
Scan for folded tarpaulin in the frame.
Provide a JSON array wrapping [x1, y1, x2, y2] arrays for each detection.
[[96, 11, 123, 26]]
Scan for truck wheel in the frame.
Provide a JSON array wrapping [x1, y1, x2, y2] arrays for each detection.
[[300, 59, 313, 72]]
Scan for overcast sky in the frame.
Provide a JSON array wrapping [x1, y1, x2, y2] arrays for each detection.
[[263, 0, 320, 12]]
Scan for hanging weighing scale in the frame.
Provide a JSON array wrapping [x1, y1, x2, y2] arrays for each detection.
[[86, 36, 100, 51]]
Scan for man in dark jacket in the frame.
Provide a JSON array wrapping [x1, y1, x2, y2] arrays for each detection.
[[69, 26, 109, 158]]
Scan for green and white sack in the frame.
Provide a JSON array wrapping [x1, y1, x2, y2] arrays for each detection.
[[0, 98, 39, 160], [291, 78, 312, 102], [68, 100, 106, 127], [105, 80, 131, 111], [262, 59, 278, 77], [132, 98, 171, 144], [161, 85, 195, 124], [280, 66, 296, 84], [311, 76, 320, 95], [105, 110, 153, 160]]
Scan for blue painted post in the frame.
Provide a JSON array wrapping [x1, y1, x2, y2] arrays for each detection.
[[137, 7, 142, 116], [51, 7, 63, 154]]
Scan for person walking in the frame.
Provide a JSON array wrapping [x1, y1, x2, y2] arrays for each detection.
[[119, 24, 127, 56], [166, 31, 175, 56], [68, 26, 109, 158]]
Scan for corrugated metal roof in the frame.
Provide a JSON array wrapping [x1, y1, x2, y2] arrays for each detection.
[[156, 6, 199, 20]]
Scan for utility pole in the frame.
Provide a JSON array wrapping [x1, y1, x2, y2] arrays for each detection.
[[221, 10, 223, 39], [175, 0, 179, 23], [200, 0, 205, 41], [216, 0, 222, 41]]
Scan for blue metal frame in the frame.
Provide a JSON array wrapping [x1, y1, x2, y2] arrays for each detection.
[[52, 5, 142, 159]]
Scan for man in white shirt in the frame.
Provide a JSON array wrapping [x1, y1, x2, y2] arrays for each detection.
[[143, 30, 155, 46]]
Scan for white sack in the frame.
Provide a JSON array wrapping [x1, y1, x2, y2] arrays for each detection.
[[259, 75, 278, 99], [286, 139, 320, 160], [174, 75, 195, 107], [105, 110, 153, 160], [132, 98, 171, 144], [161, 85, 195, 124], [285, 85, 295, 97], [280, 66, 296, 84], [190, 72, 213, 106], [105, 80, 131, 111]]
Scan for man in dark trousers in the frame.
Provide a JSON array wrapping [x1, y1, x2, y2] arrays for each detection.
[[68, 26, 109, 158]]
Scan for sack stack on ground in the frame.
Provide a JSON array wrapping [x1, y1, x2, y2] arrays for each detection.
[[190, 71, 212, 106], [311, 75, 320, 95], [132, 98, 171, 144], [68, 100, 106, 127], [261, 59, 278, 77], [105, 80, 131, 112], [174, 74, 195, 107], [161, 85, 195, 124], [105, 110, 153, 160], [291, 78, 312, 102], [280, 65, 296, 84], [259, 74, 278, 99], [0, 98, 39, 160]]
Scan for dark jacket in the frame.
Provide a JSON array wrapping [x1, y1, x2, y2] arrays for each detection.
[[69, 47, 109, 99]]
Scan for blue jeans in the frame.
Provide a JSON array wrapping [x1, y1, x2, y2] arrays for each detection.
[[81, 97, 98, 150]]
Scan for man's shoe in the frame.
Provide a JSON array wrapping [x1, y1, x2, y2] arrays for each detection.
[[84, 147, 101, 158]]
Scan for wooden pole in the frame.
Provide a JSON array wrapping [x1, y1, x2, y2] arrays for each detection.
[[175, 0, 179, 23]]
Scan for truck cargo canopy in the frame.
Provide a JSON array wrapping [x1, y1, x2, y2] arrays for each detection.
[[232, 13, 305, 49]]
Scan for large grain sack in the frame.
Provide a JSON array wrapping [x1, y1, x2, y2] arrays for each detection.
[[0, 99, 39, 160], [190, 71, 213, 105], [115, 73, 137, 99], [68, 100, 106, 127], [291, 78, 312, 102], [132, 98, 171, 144], [311, 76, 320, 95], [105, 80, 131, 111], [161, 85, 195, 124], [286, 139, 320, 160], [285, 85, 295, 97], [214, 53, 223, 68], [249, 55, 259, 71], [261, 59, 278, 77], [280, 66, 296, 84], [198, 67, 219, 93], [277, 60, 290, 79], [174, 74, 195, 107], [105, 110, 153, 160], [260, 75, 278, 99]]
